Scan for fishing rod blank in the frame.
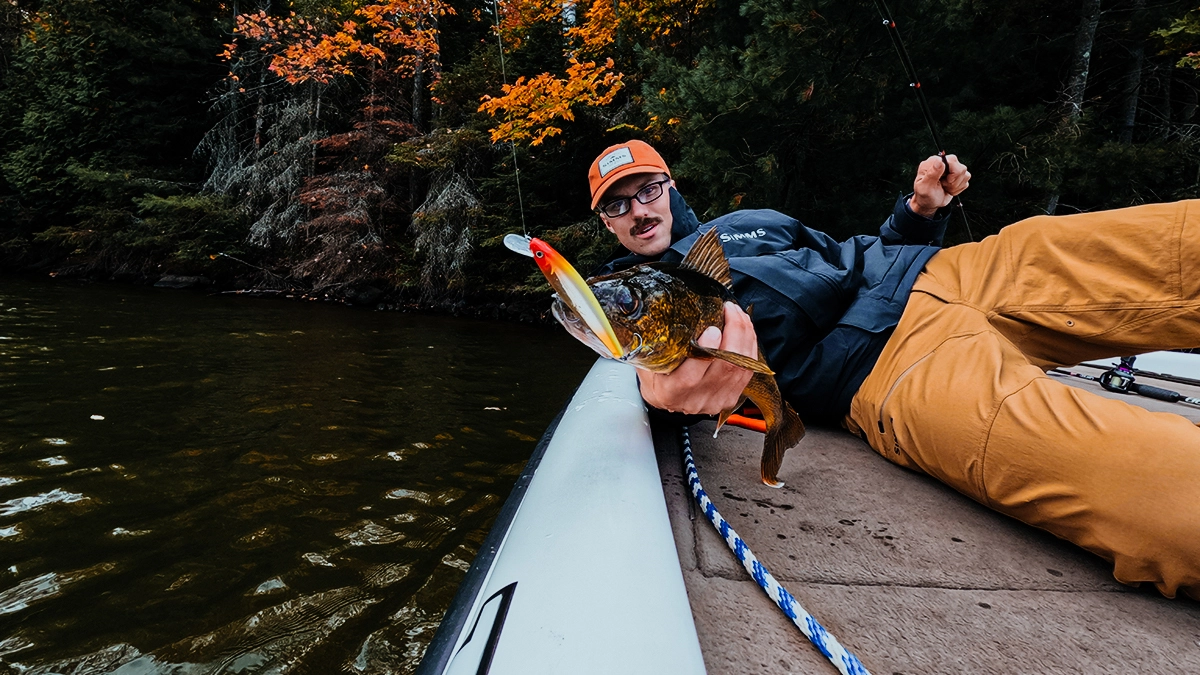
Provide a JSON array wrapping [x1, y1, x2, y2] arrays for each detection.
[[1049, 369, 1200, 408], [872, 0, 943, 154], [871, 0, 973, 241], [1075, 361, 1200, 389]]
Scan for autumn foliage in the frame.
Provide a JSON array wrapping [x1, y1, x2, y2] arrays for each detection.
[[7, 0, 1200, 307], [224, 1, 454, 85], [479, 57, 623, 146], [478, 0, 713, 145]]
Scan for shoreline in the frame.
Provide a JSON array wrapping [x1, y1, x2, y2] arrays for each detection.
[[0, 269, 557, 325]]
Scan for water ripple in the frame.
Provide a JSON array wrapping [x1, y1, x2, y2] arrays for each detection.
[[0, 564, 116, 616], [334, 520, 405, 547], [0, 572, 60, 615], [0, 279, 595, 673], [0, 487, 87, 516]]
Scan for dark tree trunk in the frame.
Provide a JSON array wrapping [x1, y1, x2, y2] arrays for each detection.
[[1160, 65, 1173, 139], [412, 66, 426, 133], [430, 17, 442, 126], [1182, 76, 1197, 125], [1046, 0, 1103, 215], [1118, 0, 1145, 144]]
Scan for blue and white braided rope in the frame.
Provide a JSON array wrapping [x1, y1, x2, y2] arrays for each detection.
[[682, 427, 871, 675]]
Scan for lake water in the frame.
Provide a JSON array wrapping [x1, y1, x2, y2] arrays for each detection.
[[0, 279, 595, 674]]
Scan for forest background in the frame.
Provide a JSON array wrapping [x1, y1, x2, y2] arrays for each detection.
[[3, 0, 1200, 315]]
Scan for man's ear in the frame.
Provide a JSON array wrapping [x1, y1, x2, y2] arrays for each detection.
[[601, 217, 616, 235]]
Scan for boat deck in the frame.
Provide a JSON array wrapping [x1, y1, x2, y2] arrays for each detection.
[[655, 373, 1200, 674]]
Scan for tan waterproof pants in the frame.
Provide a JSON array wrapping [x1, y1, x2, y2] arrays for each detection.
[[845, 200, 1200, 599]]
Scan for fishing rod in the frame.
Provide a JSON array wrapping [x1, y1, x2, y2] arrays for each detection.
[[1074, 359, 1200, 389], [870, 0, 973, 241], [1050, 356, 1200, 408]]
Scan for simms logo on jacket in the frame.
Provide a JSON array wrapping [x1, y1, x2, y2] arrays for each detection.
[[720, 228, 767, 243]]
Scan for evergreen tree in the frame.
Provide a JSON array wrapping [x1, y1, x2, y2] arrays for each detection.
[[0, 0, 233, 271]]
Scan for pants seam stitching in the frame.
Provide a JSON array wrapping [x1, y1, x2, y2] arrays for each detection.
[[978, 368, 1042, 511], [994, 299, 1200, 313], [1177, 200, 1187, 300]]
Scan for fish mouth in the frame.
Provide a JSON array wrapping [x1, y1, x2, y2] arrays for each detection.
[[551, 298, 620, 360]]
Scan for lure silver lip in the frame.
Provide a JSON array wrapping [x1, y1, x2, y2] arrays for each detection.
[[503, 233, 534, 257]]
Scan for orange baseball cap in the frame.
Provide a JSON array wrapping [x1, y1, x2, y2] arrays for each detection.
[[588, 140, 671, 210]]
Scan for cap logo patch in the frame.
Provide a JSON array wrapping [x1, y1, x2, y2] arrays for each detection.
[[598, 147, 635, 177]]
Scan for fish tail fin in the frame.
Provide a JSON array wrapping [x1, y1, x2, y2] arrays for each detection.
[[743, 372, 805, 488], [759, 400, 804, 489]]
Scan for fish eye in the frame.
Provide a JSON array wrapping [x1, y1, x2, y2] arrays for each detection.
[[614, 285, 640, 316], [534, 250, 544, 259]]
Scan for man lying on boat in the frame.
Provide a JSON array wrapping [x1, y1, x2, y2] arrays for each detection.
[[586, 139, 1200, 601]]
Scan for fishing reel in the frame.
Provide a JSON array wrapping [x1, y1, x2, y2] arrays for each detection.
[[1094, 355, 1197, 406], [1098, 356, 1137, 394]]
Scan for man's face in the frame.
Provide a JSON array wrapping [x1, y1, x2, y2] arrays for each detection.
[[598, 172, 675, 257]]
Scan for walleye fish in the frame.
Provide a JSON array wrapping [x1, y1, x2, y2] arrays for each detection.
[[530, 227, 805, 488]]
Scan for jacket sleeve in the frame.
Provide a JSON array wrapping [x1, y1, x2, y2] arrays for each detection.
[[878, 193, 952, 247]]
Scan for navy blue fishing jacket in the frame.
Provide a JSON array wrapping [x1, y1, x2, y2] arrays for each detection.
[[593, 188, 951, 426]]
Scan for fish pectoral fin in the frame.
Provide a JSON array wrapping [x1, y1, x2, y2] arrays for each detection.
[[713, 415, 725, 438], [713, 395, 748, 437], [714, 409, 731, 438], [689, 343, 774, 375]]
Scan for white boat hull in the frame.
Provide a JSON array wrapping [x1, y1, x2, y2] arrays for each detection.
[[421, 359, 706, 675]]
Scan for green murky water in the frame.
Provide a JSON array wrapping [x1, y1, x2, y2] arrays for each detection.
[[0, 279, 595, 674]]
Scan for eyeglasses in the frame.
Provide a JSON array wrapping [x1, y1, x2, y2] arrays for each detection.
[[596, 179, 670, 218]]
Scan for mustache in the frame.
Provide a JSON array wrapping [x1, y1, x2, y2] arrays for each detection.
[[629, 217, 662, 237]]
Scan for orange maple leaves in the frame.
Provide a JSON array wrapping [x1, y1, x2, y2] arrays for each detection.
[[478, 0, 711, 145], [224, 1, 454, 86], [479, 58, 624, 146]]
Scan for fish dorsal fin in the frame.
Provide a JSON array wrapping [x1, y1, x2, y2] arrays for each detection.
[[680, 226, 733, 291]]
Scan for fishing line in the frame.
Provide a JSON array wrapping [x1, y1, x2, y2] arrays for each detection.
[[871, 0, 973, 241], [491, 0, 529, 239], [682, 427, 872, 675]]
